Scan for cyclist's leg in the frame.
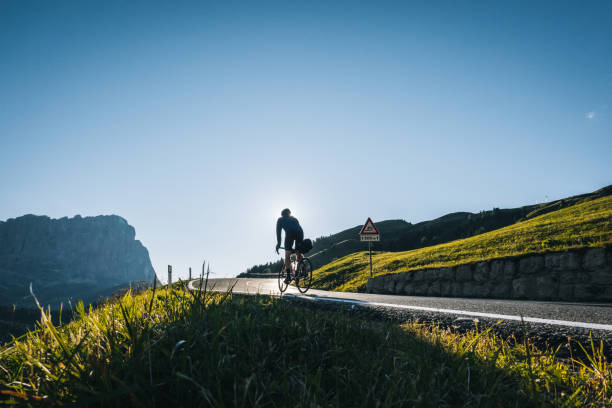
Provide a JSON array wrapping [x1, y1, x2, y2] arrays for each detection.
[[284, 231, 297, 283], [284, 250, 291, 271], [284, 230, 297, 269]]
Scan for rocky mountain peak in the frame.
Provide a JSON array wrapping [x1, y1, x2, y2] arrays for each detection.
[[0, 214, 156, 307]]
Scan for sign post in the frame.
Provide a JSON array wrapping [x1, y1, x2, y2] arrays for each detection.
[[168, 265, 172, 286], [359, 218, 380, 278], [368, 241, 372, 278], [189, 267, 192, 280]]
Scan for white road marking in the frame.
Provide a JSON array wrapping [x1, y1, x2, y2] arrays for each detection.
[[291, 295, 612, 332], [190, 280, 612, 332]]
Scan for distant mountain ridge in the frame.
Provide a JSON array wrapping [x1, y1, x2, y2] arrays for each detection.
[[0, 214, 156, 308], [239, 185, 612, 277]]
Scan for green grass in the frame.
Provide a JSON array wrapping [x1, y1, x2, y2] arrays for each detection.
[[0, 285, 610, 406], [311, 195, 612, 292]]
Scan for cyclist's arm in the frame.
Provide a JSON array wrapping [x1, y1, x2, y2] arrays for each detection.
[[276, 218, 282, 246]]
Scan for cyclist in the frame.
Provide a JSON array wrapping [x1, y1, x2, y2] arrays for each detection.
[[275, 208, 304, 283]]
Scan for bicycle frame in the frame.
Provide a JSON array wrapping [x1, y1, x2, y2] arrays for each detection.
[[278, 246, 303, 273], [277, 245, 313, 294]]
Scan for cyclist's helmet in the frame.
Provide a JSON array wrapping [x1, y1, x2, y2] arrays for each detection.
[[281, 208, 291, 217]]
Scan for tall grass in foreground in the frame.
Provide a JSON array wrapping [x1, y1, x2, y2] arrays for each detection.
[[312, 195, 612, 292], [0, 286, 610, 407]]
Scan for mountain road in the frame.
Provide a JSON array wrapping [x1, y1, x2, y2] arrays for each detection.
[[189, 277, 612, 355]]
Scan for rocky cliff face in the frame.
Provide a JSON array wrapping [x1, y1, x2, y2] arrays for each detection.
[[0, 214, 156, 307]]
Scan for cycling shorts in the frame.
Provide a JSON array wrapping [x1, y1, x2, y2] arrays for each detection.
[[284, 229, 304, 251]]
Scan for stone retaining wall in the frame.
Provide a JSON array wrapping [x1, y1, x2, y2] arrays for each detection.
[[365, 247, 612, 301]]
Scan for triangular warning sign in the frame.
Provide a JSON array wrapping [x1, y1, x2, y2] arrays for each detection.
[[359, 217, 379, 235]]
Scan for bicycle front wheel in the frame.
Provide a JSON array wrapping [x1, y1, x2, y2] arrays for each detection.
[[296, 258, 313, 294], [278, 262, 289, 293]]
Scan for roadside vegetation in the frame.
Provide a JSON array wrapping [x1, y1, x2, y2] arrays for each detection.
[[311, 195, 612, 292], [241, 185, 611, 278], [0, 285, 610, 406]]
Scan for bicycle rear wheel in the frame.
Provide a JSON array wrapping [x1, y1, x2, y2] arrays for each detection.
[[296, 258, 312, 293], [278, 262, 289, 293]]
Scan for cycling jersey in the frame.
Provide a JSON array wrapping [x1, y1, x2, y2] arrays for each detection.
[[276, 216, 303, 248]]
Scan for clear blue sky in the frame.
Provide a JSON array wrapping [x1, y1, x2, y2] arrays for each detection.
[[1, 1, 610, 281]]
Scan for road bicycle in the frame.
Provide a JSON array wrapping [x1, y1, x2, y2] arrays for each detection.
[[277, 246, 313, 294]]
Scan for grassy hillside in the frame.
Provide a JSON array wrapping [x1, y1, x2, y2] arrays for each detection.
[[311, 194, 612, 292], [240, 185, 611, 277], [1, 286, 610, 406]]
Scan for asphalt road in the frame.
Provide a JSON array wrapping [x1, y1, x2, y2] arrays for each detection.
[[192, 278, 611, 327], [190, 277, 612, 355]]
